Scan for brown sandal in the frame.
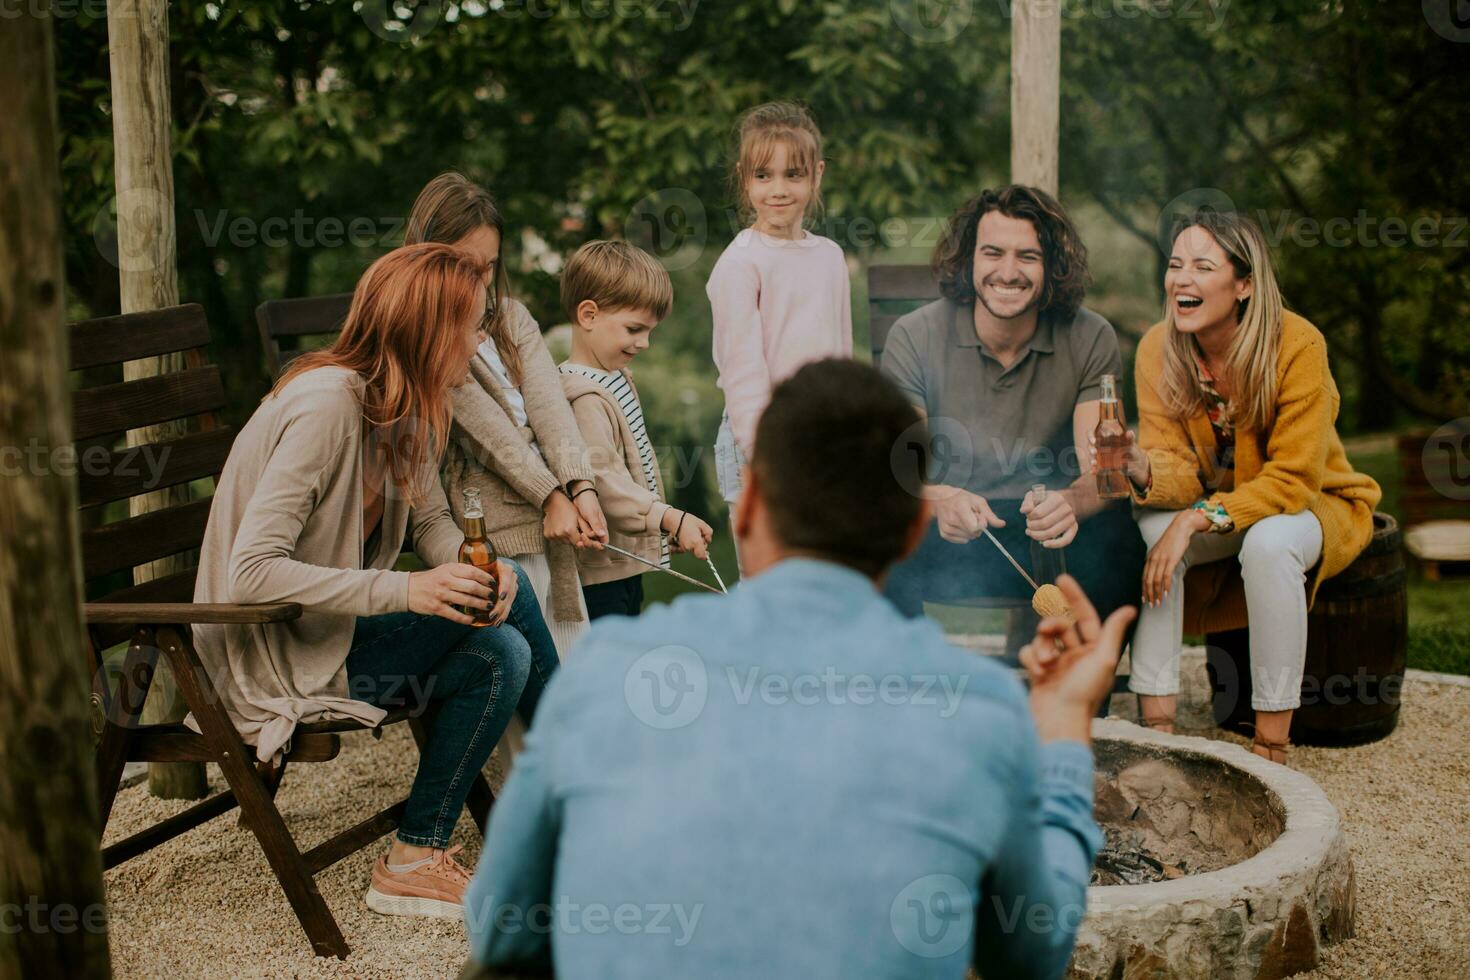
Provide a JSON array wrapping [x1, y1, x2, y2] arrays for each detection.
[[1251, 735, 1290, 766], [1141, 717, 1175, 735]]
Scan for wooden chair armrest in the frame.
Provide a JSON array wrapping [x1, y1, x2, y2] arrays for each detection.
[[85, 601, 303, 625]]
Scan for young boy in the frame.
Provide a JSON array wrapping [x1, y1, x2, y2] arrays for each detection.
[[558, 241, 715, 619]]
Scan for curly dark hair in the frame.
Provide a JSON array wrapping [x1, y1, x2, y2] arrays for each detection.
[[931, 185, 1091, 321]]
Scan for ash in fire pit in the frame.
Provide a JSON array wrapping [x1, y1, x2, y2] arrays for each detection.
[[1069, 722, 1354, 980], [1090, 751, 1285, 886]]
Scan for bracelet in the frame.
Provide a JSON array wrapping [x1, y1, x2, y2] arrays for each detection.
[[673, 510, 688, 539], [571, 486, 598, 501], [1191, 499, 1234, 533]]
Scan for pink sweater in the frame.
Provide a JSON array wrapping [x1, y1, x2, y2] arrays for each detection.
[[708, 228, 853, 454]]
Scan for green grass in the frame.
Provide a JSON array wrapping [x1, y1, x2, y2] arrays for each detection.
[[1406, 577, 1470, 675], [640, 525, 740, 608]]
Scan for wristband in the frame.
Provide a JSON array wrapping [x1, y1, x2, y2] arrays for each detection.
[[571, 486, 598, 501], [1191, 499, 1234, 533], [674, 510, 688, 539]]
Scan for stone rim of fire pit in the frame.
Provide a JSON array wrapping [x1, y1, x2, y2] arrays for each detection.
[[1068, 719, 1356, 979]]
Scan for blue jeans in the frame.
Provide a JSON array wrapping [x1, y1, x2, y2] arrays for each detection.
[[344, 561, 558, 848]]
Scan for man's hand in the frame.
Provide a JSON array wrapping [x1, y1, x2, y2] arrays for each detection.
[[929, 486, 1005, 544], [1020, 487, 1079, 548], [1019, 575, 1136, 745]]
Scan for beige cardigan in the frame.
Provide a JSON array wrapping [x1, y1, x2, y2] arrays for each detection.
[[560, 367, 672, 586], [190, 367, 464, 763], [443, 300, 595, 622]]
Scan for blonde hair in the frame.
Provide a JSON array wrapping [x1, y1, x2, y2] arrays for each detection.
[[1160, 210, 1284, 433], [729, 101, 825, 226], [405, 171, 522, 384], [274, 244, 488, 505], [560, 240, 673, 323]]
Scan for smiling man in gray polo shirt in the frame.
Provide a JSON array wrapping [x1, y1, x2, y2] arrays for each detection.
[[880, 185, 1145, 634]]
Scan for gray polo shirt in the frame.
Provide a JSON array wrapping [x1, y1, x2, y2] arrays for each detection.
[[881, 298, 1121, 499]]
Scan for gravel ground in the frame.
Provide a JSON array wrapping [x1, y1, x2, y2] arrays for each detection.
[[102, 653, 1470, 979]]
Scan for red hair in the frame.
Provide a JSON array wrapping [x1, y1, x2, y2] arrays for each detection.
[[273, 243, 487, 504]]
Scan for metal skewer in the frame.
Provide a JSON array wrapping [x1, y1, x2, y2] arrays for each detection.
[[601, 543, 723, 595], [705, 555, 729, 594], [981, 527, 1039, 591]]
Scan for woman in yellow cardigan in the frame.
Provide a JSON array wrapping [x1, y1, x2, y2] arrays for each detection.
[[1115, 210, 1380, 764]]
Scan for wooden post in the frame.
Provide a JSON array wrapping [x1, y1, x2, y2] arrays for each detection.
[[0, 12, 114, 979], [1011, 0, 1060, 196], [107, 0, 206, 799]]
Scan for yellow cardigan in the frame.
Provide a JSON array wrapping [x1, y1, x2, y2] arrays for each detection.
[[1132, 311, 1381, 633]]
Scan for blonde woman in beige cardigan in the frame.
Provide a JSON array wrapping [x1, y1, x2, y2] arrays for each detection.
[[407, 173, 608, 658], [192, 244, 560, 918]]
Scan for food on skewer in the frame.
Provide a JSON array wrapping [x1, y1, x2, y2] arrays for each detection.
[[1031, 583, 1074, 623]]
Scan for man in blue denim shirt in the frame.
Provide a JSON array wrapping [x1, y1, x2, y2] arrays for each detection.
[[464, 360, 1135, 979]]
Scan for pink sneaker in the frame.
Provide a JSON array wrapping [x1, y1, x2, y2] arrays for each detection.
[[365, 845, 472, 919]]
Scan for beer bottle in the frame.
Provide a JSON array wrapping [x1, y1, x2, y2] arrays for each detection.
[[459, 488, 499, 627], [1095, 374, 1131, 499], [1028, 483, 1068, 585]]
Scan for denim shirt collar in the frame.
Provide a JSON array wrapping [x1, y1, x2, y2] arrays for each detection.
[[744, 557, 881, 612]]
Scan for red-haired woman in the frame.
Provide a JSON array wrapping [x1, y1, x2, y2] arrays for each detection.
[[192, 243, 558, 919]]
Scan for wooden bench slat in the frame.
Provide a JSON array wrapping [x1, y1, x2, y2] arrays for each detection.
[[871, 313, 903, 355], [76, 426, 234, 508], [82, 497, 213, 580], [257, 294, 352, 339], [71, 365, 225, 440], [868, 264, 940, 302], [68, 304, 211, 370]]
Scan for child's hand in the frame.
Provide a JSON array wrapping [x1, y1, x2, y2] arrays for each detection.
[[672, 513, 714, 561]]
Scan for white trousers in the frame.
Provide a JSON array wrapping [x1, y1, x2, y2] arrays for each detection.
[[1129, 508, 1323, 711]]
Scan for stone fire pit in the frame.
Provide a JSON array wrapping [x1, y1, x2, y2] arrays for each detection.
[[1067, 720, 1355, 979]]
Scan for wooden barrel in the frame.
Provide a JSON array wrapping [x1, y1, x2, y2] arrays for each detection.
[[1207, 512, 1408, 746]]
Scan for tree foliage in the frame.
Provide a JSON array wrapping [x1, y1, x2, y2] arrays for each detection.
[[54, 0, 1469, 430]]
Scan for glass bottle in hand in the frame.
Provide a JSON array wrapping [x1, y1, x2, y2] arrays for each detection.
[[1095, 373, 1131, 499], [459, 488, 499, 627], [1028, 483, 1068, 585]]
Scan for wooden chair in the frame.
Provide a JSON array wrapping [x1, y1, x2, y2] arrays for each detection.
[[256, 292, 353, 378], [79, 304, 493, 958], [1396, 426, 1470, 579]]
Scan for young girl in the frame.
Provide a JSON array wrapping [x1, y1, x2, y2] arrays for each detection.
[[192, 243, 559, 917], [709, 102, 854, 527], [1123, 210, 1381, 765], [406, 172, 610, 658]]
